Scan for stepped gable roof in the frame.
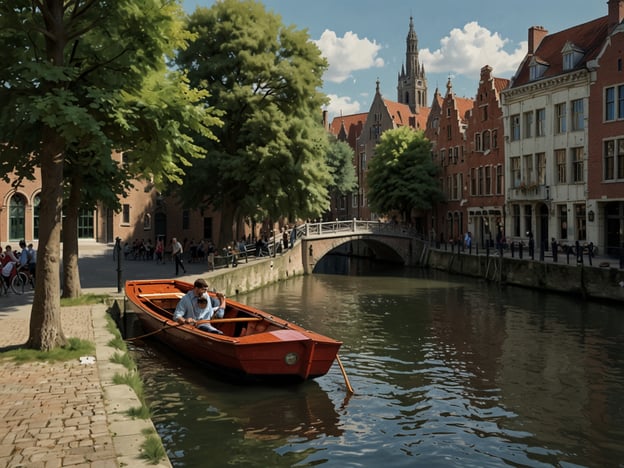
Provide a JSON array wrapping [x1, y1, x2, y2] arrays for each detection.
[[382, 99, 430, 129], [454, 96, 475, 123], [493, 77, 510, 94], [511, 16, 609, 88], [329, 112, 367, 147]]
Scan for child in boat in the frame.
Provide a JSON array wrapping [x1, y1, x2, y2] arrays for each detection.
[[210, 292, 226, 319]]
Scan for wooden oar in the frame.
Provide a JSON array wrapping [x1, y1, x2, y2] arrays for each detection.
[[126, 322, 182, 341], [196, 317, 263, 325], [336, 354, 354, 394]]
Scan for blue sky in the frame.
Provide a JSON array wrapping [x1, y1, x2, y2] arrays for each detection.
[[183, 0, 606, 119]]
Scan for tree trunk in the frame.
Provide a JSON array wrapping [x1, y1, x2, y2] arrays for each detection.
[[27, 126, 67, 350], [61, 178, 82, 298], [27, 1, 68, 350], [217, 198, 237, 249]]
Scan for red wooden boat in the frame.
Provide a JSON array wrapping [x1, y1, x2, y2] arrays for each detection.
[[124, 279, 342, 382]]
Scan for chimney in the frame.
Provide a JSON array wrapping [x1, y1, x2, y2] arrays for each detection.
[[528, 26, 548, 55], [608, 0, 624, 29]]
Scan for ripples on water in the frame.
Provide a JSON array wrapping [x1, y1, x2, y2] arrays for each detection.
[[132, 266, 624, 467]]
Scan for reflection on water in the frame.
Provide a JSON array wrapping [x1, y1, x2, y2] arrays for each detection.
[[133, 264, 624, 467]]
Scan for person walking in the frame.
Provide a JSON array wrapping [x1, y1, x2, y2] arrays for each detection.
[[171, 237, 186, 275]]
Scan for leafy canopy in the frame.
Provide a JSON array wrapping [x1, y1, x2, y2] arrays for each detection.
[[367, 126, 442, 220], [174, 0, 332, 240]]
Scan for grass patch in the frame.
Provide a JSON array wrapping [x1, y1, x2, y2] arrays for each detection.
[[60, 293, 109, 307], [2, 337, 95, 363], [140, 429, 167, 465], [110, 351, 135, 370], [113, 371, 144, 401], [128, 405, 151, 419], [108, 335, 127, 351]]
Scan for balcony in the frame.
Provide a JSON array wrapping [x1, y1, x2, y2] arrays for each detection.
[[508, 183, 548, 200]]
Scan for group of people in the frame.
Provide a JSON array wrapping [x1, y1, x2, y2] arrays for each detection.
[[1, 240, 36, 287], [173, 278, 227, 334]]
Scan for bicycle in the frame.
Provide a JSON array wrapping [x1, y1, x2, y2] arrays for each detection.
[[9, 265, 35, 295]]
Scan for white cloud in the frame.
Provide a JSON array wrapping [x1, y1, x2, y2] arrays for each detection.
[[419, 22, 526, 77], [314, 29, 384, 83], [323, 94, 361, 118]]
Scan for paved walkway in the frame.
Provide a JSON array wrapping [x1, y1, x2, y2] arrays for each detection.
[[0, 241, 221, 468]]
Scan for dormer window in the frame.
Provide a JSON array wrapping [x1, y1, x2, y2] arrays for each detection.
[[529, 56, 548, 81], [562, 41, 583, 71]]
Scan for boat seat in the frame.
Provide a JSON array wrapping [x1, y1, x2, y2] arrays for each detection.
[[138, 292, 184, 299]]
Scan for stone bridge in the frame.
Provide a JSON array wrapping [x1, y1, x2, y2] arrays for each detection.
[[296, 220, 421, 274]]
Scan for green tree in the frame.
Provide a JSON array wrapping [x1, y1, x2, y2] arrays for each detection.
[[0, 1, 219, 348], [326, 137, 358, 196], [175, 0, 332, 245], [367, 127, 442, 222]]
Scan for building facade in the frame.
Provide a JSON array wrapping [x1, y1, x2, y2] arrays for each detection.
[[586, 1, 624, 257], [501, 1, 624, 255]]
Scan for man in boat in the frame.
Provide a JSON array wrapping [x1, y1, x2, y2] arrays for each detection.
[[173, 278, 223, 334]]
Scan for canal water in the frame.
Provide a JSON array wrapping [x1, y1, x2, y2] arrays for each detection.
[[131, 261, 624, 467]]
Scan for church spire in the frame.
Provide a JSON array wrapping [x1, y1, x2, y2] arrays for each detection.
[[397, 16, 428, 114]]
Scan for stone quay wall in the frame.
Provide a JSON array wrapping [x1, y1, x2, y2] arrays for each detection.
[[421, 246, 624, 303]]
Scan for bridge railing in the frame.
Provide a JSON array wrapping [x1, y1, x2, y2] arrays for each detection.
[[302, 220, 416, 238]]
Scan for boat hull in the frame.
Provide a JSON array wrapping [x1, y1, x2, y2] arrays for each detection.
[[125, 279, 342, 382]]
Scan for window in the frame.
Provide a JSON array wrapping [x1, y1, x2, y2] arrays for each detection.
[[9, 193, 26, 241], [510, 156, 521, 188], [33, 194, 41, 240], [603, 138, 624, 180], [523, 154, 534, 184], [536, 108, 546, 136], [492, 129, 498, 148], [536, 153, 546, 185], [524, 205, 532, 236], [559, 205, 568, 239], [572, 147, 584, 182], [511, 114, 521, 141], [563, 52, 575, 70], [571, 99, 584, 131], [496, 164, 503, 195], [512, 204, 521, 237], [524, 111, 533, 138], [122, 204, 130, 225], [440, 149, 446, 164], [603, 85, 624, 120], [483, 131, 491, 151], [143, 213, 152, 230], [556, 149, 567, 183], [78, 209, 94, 239], [482, 105, 488, 121], [575, 204, 586, 241], [606, 87, 615, 121], [478, 166, 484, 195], [555, 103, 567, 133], [604, 140, 615, 180], [352, 193, 358, 208], [619, 140, 624, 179], [475, 133, 482, 152], [485, 166, 492, 195], [471, 168, 477, 195], [360, 152, 366, 172], [447, 125, 452, 140]]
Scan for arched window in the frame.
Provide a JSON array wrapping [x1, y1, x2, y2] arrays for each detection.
[[143, 213, 152, 230], [33, 194, 41, 240], [9, 193, 26, 241]]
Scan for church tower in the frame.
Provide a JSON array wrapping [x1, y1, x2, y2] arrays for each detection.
[[397, 16, 428, 114]]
